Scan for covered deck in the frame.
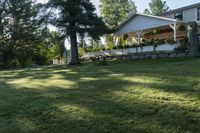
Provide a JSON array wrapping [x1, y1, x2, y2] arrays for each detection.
[[114, 13, 188, 49]]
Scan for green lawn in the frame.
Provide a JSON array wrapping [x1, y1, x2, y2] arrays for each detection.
[[0, 59, 200, 133]]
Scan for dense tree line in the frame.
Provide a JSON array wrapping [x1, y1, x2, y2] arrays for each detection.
[[0, 0, 108, 67], [0, 0, 64, 68], [0, 0, 170, 68]]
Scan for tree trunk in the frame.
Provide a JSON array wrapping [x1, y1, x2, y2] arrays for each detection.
[[68, 24, 80, 65]]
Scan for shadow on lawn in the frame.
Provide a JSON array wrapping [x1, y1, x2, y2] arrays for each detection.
[[0, 59, 200, 133]]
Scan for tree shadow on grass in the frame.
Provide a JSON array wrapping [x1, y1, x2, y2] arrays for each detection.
[[1, 59, 200, 132]]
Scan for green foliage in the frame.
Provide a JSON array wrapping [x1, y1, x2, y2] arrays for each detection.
[[100, 0, 137, 29], [48, 0, 108, 65], [100, 0, 137, 52], [166, 39, 177, 44], [97, 55, 108, 66], [153, 29, 161, 34], [175, 37, 189, 51], [33, 30, 64, 65], [105, 34, 114, 50], [143, 9, 151, 15], [78, 47, 85, 57], [148, 0, 169, 15], [0, 0, 45, 68]]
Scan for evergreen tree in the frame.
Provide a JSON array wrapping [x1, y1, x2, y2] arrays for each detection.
[[48, 0, 107, 65], [147, 0, 169, 15]]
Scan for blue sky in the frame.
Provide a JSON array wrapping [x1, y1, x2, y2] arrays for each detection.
[[37, 0, 200, 14]]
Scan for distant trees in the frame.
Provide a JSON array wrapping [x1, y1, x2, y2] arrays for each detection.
[[99, 0, 137, 49], [0, 0, 63, 69], [143, 0, 169, 15], [100, 0, 137, 29], [0, 0, 108, 68], [33, 30, 64, 65], [0, 0, 44, 68], [47, 0, 107, 65], [0, 0, 171, 69]]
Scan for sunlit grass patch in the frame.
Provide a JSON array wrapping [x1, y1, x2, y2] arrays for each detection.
[[1, 58, 200, 132]]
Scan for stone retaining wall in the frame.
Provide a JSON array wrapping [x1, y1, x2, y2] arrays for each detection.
[[80, 51, 191, 61], [83, 44, 178, 58]]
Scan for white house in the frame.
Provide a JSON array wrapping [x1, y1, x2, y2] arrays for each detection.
[[84, 3, 200, 58], [114, 2, 200, 46]]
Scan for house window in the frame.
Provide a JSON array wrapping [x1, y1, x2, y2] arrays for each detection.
[[198, 8, 200, 21], [174, 11, 183, 20]]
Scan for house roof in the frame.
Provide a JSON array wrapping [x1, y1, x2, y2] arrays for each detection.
[[115, 13, 186, 32], [160, 2, 200, 16]]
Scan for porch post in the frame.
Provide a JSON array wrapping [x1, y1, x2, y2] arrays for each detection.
[[136, 30, 143, 45], [170, 22, 177, 42], [114, 36, 119, 46], [174, 22, 177, 42], [187, 24, 191, 42]]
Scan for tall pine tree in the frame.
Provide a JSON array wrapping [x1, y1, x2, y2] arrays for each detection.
[[48, 0, 107, 65]]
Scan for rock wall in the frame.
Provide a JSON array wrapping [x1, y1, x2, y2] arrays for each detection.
[[81, 51, 191, 61]]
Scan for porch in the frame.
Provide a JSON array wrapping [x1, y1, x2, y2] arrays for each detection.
[[114, 13, 188, 50]]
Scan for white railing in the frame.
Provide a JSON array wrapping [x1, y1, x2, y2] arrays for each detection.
[[83, 44, 178, 58]]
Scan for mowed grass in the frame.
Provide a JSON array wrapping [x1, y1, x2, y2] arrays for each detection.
[[0, 58, 200, 133]]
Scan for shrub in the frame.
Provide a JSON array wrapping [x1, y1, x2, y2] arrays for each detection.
[[118, 44, 124, 49], [132, 44, 139, 48], [113, 46, 117, 49], [167, 39, 176, 44], [97, 55, 108, 66], [140, 43, 146, 47], [142, 39, 146, 43], [78, 47, 85, 57], [124, 45, 132, 48], [175, 37, 189, 51], [123, 34, 129, 40]]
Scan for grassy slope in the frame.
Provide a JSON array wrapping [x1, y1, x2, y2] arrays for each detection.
[[0, 58, 200, 133]]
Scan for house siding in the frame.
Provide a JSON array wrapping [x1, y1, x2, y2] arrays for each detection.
[[183, 8, 197, 22], [161, 7, 200, 23], [115, 15, 175, 35]]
